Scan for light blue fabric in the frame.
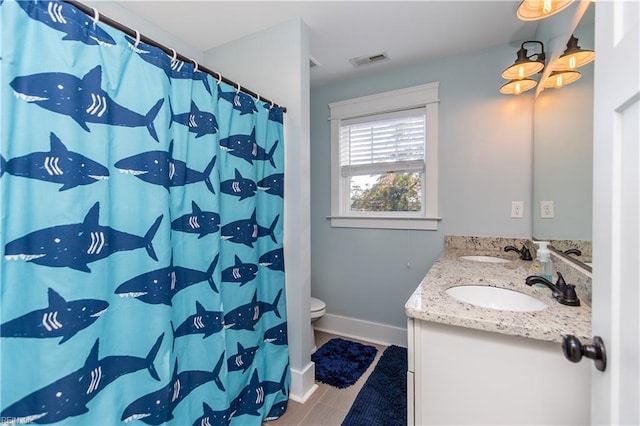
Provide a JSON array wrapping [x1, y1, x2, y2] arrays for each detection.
[[0, 1, 289, 424]]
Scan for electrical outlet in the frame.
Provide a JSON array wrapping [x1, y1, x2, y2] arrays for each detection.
[[541, 201, 554, 218], [511, 201, 524, 218]]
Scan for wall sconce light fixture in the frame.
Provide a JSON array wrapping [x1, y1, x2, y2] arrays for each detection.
[[517, 0, 575, 21], [500, 41, 545, 95], [501, 42, 546, 79], [499, 78, 538, 95], [554, 35, 595, 71], [543, 70, 582, 88], [544, 34, 594, 89]]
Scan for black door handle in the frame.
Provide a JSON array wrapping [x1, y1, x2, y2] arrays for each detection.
[[561, 335, 607, 372]]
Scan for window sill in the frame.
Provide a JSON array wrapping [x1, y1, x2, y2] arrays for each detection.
[[327, 216, 441, 230]]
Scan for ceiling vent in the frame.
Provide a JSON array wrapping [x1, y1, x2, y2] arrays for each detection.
[[309, 55, 320, 69], [349, 51, 389, 68]]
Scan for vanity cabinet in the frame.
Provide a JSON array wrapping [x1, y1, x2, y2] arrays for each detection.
[[407, 318, 590, 425]]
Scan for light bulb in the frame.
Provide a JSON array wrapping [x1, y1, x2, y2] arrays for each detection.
[[543, 0, 552, 14], [515, 81, 522, 95], [518, 66, 525, 79], [569, 56, 576, 69], [555, 74, 564, 88]]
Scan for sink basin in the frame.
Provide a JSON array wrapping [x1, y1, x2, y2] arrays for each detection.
[[459, 255, 510, 264], [446, 285, 548, 312]]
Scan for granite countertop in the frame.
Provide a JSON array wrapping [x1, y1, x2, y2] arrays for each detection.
[[405, 247, 592, 343]]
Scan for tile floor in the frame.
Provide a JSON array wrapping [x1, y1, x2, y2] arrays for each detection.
[[265, 331, 387, 426]]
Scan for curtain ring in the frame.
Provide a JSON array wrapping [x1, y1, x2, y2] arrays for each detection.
[[235, 83, 241, 95], [170, 48, 177, 62], [255, 93, 260, 102], [191, 59, 198, 72], [216, 73, 222, 85], [133, 30, 141, 48], [269, 100, 275, 109], [91, 7, 99, 25]]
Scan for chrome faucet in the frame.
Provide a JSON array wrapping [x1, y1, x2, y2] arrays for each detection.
[[525, 272, 580, 306], [504, 244, 533, 261]]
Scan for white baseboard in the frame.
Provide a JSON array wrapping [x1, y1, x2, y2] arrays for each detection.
[[314, 313, 407, 347], [288, 360, 318, 403]]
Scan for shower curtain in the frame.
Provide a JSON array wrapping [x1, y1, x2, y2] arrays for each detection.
[[0, 1, 289, 425]]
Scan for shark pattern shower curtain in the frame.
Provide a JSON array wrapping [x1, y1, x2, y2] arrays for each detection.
[[0, 1, 289, 424]]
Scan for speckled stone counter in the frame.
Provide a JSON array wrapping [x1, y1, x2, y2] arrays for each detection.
[[405, 238, 592, 343]]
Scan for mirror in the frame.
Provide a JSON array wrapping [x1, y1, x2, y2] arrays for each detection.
[[532, 3, 595, 268]]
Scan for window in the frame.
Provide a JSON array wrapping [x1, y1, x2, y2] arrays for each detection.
[[329, 83, 440, 230], [341, 109, 425, 214]]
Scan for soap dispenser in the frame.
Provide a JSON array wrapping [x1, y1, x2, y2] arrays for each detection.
[[533, 241, 553, 283]]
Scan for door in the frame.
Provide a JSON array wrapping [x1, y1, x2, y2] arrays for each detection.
[[592, 0, 640, 424]]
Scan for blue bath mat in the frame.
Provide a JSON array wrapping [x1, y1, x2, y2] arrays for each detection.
[[342, 345, 407, 426], [311, 338, 378, 388]]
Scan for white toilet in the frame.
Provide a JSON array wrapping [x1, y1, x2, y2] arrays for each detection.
[[310, 297, 326, 353]]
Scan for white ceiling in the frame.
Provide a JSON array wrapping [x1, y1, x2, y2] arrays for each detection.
[[114, 1, 539, 87]]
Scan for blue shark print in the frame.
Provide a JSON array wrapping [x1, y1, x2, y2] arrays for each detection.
[[0, 287, 108, 344], [169, 101, 218, 138], [115, 141, 216, 194], [9, 66, 164, 142], [220, 169, 256, 201], [230, 368, 288, 418], [191, 402, 234, 426], [171, 201, 220, 238], [0, 334, 163, 424], [120, 354, 225, 425], [115, 254, 219, 305], [257, 173, 284, 198], [253, 139, 278, 167], [259, 248, 284, 272], [4, 202, 163, 273], [227, 342, 259, 373], [265, 400, 288, 421], [2, 1, 289, 422], [222, 255, 258, 287], [263, 103, 284, 124], [219, 129, 278, 167], [220, 210, 279, 248], [125, 35, 212, 95], [224, 289, 282, 331], [263, 322, 288, 346], [172, 301, 224, 339], [218, 89, 257, 115], [17, 1, 116, 46], [0, 132, 109, 191]]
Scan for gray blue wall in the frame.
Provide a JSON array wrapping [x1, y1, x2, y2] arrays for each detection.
[[310, 43, 534, 328], [533, 22, 594, 241]]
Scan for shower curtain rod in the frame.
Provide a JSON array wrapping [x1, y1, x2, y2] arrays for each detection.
[[61, 0, 287, 113]]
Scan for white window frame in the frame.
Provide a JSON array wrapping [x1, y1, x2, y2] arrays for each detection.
[[328, 83, 440, 230]]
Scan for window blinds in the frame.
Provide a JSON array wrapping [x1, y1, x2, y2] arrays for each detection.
[[339, 108, 426, 177]]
